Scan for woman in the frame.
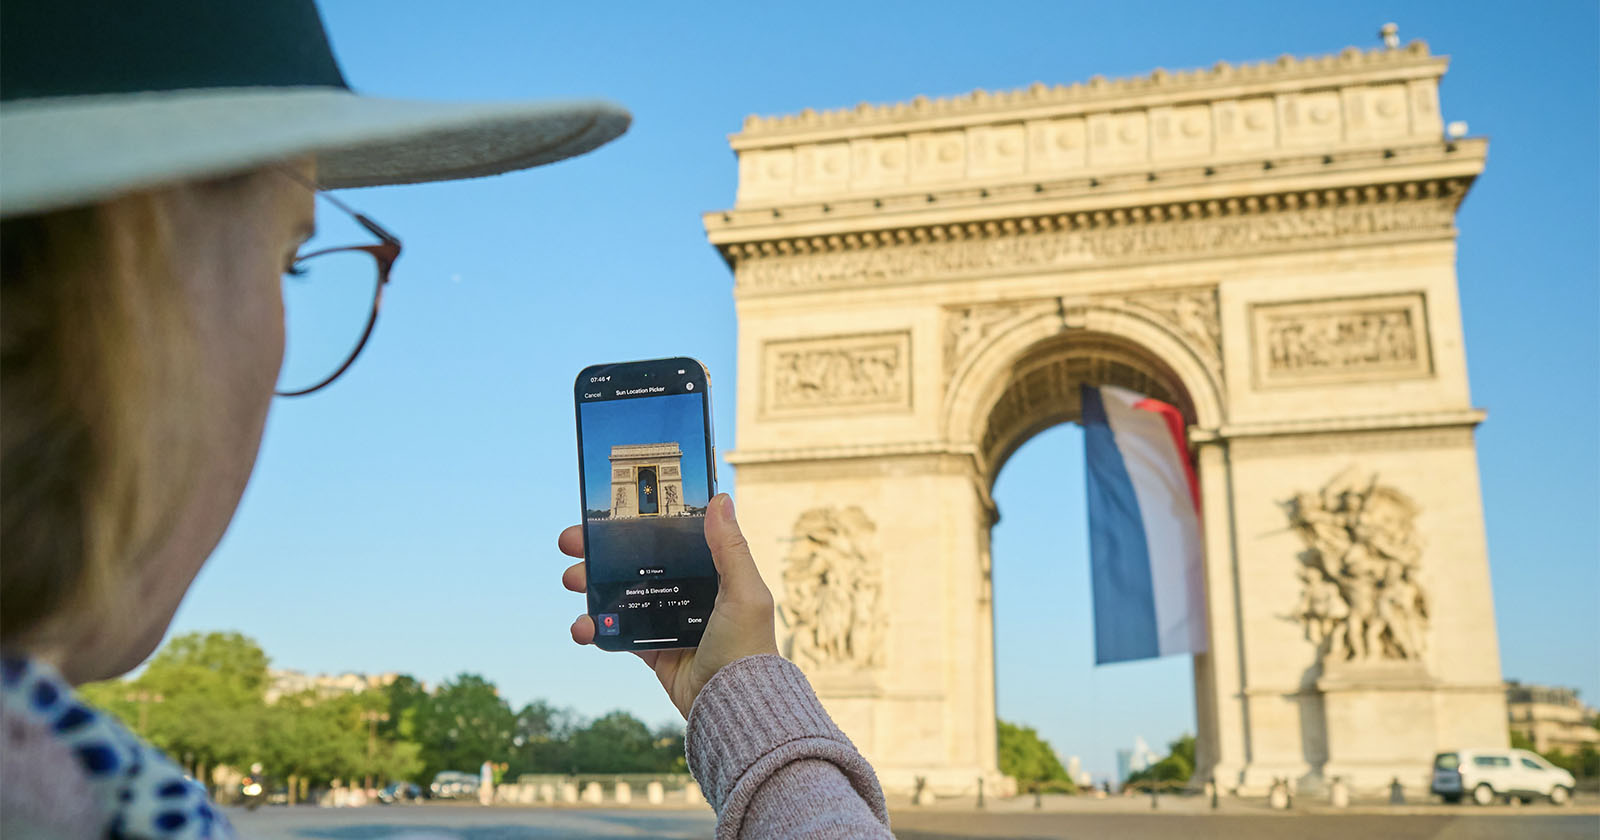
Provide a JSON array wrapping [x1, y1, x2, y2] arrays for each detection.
[[0, 2, 892, 838]]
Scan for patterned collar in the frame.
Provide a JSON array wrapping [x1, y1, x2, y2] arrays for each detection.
[[0, 656, 235, 839]]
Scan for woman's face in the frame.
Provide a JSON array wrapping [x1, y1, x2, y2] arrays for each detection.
[[63, 159, 316, 683]]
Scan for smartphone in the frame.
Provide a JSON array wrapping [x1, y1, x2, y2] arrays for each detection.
[[573, 357, 718, 651]]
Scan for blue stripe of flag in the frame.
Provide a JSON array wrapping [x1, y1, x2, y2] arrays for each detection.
[[1081, 384, 1160, 665]]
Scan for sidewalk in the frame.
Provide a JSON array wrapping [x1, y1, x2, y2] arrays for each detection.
[[887, 791, 1600, 817]]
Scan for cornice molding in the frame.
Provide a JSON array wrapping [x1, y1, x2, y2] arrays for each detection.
[[1194, 408, 1486, 443], [734, 41, 1442, 146]]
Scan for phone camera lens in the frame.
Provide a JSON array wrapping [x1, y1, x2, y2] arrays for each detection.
[[686, 382, 695, 391]]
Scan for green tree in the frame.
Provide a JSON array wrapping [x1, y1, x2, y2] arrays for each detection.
[[380, 675, 429, 743], [997, 720, 1075, 793], [508, 700, 577, 775], [652, 722, 688, 774], [126, 632, 272, 783], [570, 711, 662, 773], [1125, 734, 1196, 789], [415, 673, 515, 780], [260, 691, 365, 787], [1510, 729, 1538, 752]]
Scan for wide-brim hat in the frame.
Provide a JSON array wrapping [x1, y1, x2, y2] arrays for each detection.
[[0, 1, 631, 219]]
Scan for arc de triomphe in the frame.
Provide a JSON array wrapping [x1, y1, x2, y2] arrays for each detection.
[[702, 39, 1504, 795]]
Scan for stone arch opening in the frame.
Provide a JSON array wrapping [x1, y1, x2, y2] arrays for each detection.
[[976, 333, 1195, 486], [970, 324, 1217, 789]]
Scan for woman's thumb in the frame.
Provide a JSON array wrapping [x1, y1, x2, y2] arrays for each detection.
[[704, 494, 761, 594]]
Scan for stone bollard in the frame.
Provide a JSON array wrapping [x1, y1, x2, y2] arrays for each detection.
[[560, 782, 579, 803], [538, 783, 555, 803], [647, 781, 665, 805], [684, 781, 703, 803], [615, 782, 632, 805], [1268, 779, 1290, 810], [1329, 777, 1349, 808], [582, 782, 604, 804]]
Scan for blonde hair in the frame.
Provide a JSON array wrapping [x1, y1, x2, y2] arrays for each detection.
[[1, 185, 207, 646]]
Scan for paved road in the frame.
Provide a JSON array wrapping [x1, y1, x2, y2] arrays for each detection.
[[228, 804, 1599, 839]]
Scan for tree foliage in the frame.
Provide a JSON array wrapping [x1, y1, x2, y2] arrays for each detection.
[[997, 720, 1075, 793], [78, 632, 685, 793], [1125, 733, 1195, 789], [413, 673, 516, 780]]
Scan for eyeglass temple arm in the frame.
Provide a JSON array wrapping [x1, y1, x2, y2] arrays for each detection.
[[278, 166, 402, 247]]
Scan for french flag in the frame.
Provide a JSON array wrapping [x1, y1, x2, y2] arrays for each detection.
[[1081, 384, 1208, 665]]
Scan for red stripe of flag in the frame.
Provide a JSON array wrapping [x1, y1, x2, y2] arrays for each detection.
[[1133, 397, 1200, 515]]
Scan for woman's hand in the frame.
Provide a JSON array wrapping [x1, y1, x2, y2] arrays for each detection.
[[559, 493, 779, 718]]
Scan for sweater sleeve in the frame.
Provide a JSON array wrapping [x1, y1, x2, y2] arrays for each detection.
[[685, 654, 892, 840]]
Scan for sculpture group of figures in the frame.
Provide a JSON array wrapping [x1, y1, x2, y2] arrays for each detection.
[[1267, 309, 1418, 373], [1287, 468, 1430, 664], [771, 346, 902, 407], [779, 506, 887, 670]]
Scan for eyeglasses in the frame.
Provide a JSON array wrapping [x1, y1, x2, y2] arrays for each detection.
[[275, 169, 402, 397]]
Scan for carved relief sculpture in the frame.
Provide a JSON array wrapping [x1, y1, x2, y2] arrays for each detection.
[[1252, 293, 1432, 386], [779, 506, 887, 670], [1126, 287, 1222, 372], [1287, 467, 1428, 664], [763, 332, 912, 416]]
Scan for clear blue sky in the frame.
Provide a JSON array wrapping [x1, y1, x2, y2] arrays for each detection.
[[168, 1, 1599, 782], [579, 393, 710, 510]]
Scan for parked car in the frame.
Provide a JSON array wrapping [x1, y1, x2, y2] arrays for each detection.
[[378, 782, 424, 804], [1432, 748, 1576, 805], [429, 770, 480, 800]]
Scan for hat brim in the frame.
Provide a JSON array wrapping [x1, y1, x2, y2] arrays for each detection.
[[0, 87, 630, 217]]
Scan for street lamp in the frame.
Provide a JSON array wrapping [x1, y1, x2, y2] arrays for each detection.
[[359, 710, 390, 793]]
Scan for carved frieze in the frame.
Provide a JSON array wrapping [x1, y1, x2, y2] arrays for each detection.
[[762, 331, 911, 417], [1252, 293, 1431, 386], [1125, 287, 1222, 373], [1287, 467, 1428, 664], [779, 506, 886, 671], [732, 190, 1459, 295]]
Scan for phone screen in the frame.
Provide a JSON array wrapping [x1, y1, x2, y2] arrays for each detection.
[[574, 357, 717, 651]]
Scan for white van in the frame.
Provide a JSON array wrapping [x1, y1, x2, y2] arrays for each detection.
[[1431, 748, 1576, 805]]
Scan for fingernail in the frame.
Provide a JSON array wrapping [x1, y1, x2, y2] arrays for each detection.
[[719, 494, 734, 518]]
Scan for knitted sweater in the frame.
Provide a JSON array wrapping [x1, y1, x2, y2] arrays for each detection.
[[687, 654, 892, 839]]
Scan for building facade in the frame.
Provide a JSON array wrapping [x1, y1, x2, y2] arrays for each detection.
[[1507, 681, 1600, 755], [263, 669, 404, 705]]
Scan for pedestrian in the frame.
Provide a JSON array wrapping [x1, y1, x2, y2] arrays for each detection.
[[0, 2, 892, 838]]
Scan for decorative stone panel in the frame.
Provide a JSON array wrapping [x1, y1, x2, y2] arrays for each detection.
[[1251, 293, 1432, 386], [762, 331, 912, 417]]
